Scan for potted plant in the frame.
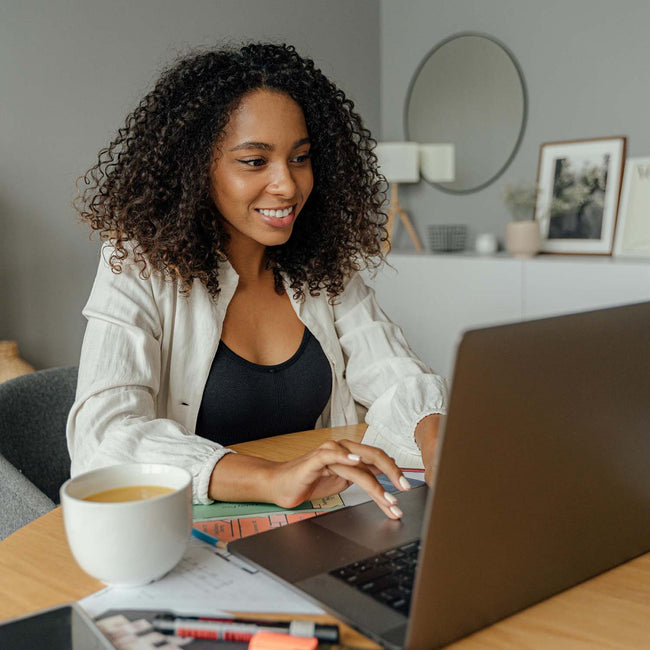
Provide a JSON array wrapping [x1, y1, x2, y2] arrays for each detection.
[[502, 182, 541, 258]]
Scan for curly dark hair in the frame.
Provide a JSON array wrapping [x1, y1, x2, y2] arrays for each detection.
[[75, 42, 388, 300]]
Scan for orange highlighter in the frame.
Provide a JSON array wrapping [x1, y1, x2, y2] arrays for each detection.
[[249, 631, 318, 650]]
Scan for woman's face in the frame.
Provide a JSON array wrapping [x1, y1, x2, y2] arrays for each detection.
[[210, 89, 313, 251]]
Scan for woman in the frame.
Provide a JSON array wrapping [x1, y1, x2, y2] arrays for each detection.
[[68, 43, 447, 519]]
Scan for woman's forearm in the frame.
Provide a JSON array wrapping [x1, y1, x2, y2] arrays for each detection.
[[208, 453, 278, 502], [207, 440, 412, 518], [415, 413, 442, 485]]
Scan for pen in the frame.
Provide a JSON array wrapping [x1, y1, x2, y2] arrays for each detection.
[[153, 613, 339, 643]]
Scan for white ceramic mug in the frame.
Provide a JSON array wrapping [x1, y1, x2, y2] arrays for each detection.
[[60, 464, 192, 587]]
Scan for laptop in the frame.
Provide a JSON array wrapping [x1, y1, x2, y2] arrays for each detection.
[[230, 302, 650, 649]]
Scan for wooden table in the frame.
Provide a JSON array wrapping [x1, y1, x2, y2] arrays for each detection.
[[1, 424, 650, 648]]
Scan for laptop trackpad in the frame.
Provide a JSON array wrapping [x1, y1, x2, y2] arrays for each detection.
[[315, 485, 428, 551], [231, 487, 428, 584], [232, 520, 375, 583]]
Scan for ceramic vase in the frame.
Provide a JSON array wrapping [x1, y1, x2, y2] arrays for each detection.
[[505, 221, 541, 259], [0, 341, 35, 383], [475, 233, 498, 255]]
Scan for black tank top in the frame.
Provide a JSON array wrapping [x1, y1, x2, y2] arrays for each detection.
[[195, 328, 332, 446]]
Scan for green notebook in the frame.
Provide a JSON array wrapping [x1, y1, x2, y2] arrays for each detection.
[[192, 493, 343, 521]]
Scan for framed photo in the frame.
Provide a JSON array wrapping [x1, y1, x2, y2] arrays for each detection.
[[534, 137, 626, 254], [613, 157, 650, 258]]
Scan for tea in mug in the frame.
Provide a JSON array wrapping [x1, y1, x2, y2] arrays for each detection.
[[83, 485, 175, 502]]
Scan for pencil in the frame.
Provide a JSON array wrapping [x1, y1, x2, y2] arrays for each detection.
[[191, 527, 229, 549]]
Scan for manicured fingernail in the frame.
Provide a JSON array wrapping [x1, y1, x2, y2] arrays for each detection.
[[347, 453, 361, 461], [399, 476, 411, 490], [390, 505, 403, 518], [384, 491, 398, 505]]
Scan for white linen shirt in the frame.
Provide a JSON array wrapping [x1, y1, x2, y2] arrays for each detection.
[[67, 247, 448, 503]]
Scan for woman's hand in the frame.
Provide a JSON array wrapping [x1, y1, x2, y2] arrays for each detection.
[[209, 440, 411, 520], [269, 439, 411, 519], [415, 414, 442, 486]]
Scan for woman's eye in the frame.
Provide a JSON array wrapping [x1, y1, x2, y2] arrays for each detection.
[[292, 153, 311, 164], [238, 158, 266, 167]]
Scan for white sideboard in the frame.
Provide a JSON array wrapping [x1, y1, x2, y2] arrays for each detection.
[[364, 252, 650, 380]]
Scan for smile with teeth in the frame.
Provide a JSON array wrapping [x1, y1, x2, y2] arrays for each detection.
[[257, 205, 295, 218]]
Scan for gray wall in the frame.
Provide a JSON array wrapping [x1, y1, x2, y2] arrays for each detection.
[[6, 0, 649, 369], [380, 0, 650, 250], [0, 0, 380, 369]]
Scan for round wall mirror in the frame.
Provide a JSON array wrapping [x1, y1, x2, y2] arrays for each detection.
[[405, 32, 527, 194]]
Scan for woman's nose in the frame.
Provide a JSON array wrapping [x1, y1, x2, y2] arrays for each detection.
[[267, 163, 297, 196]]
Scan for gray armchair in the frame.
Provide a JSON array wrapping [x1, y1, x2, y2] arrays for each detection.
[[0, 366, 77, 539]]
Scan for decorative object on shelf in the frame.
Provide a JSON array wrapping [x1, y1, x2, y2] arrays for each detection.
[[419, 144, 455, 185], [376, 142, 456, 252], [613, 157, 650, 258], [375, 142, 422, 251], [505, 220, 541, 259], [502, 182, 540, 258], [534, 137, 626, 254], [502, 182, 538, 222], [475, 232, 499, 255], [405, 32, 527, 194], [0, 341, 35, 383], [428, 224, 467, 253]]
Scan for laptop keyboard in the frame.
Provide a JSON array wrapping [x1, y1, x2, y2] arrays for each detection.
[[329, 540, 420, 616]]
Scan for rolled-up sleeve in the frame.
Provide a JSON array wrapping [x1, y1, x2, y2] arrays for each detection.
[[66, 249, 231, 504], [333, 273, 448, 467]]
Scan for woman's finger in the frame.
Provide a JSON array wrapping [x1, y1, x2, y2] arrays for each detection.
[[297, 445, 364, 477], [326, 462, 404, 520], [336, 439, 412, 493]]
